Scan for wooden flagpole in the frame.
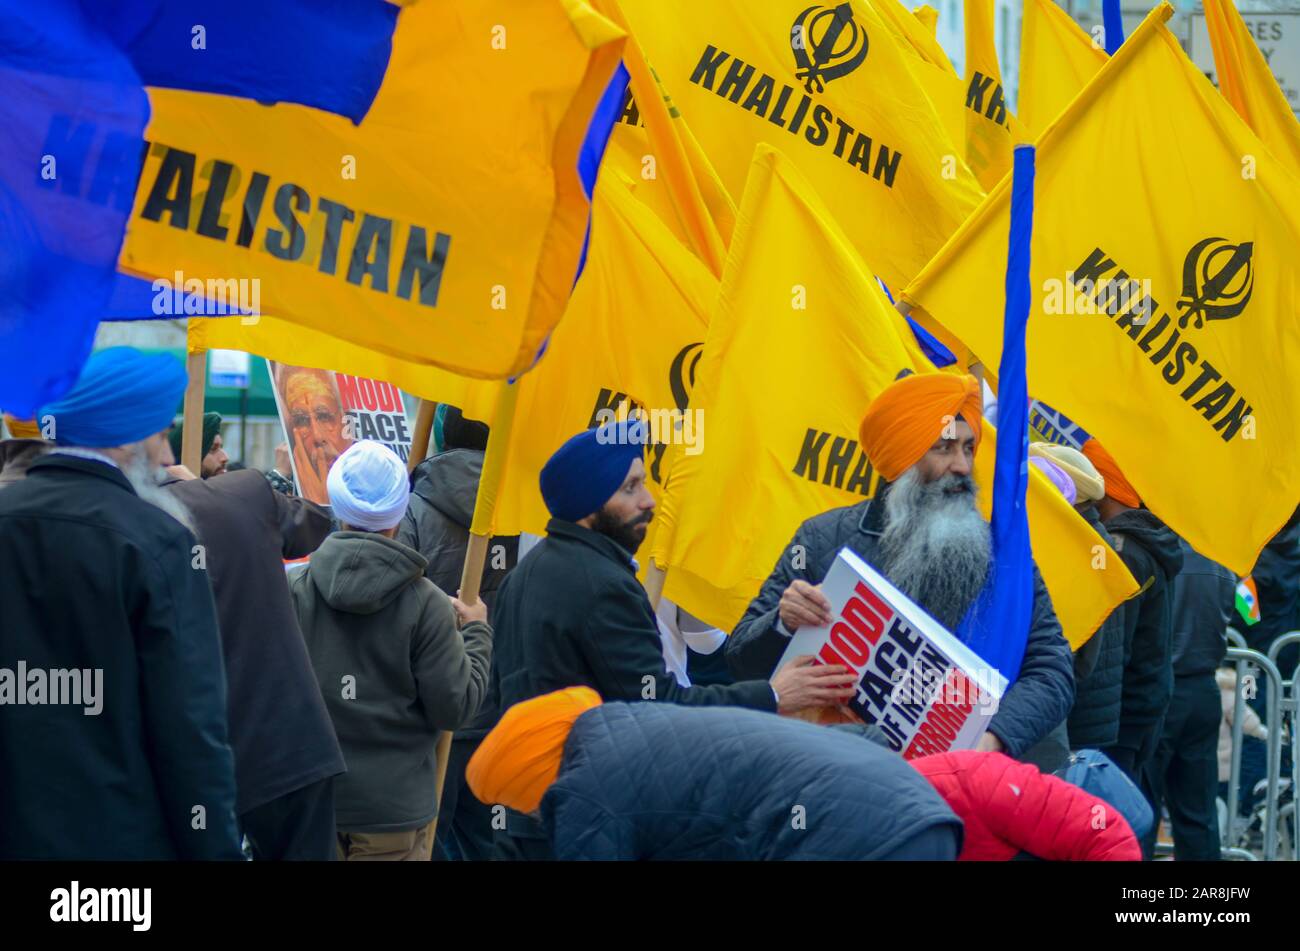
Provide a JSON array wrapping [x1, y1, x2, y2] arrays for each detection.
[[181, 350, 207, 473], [427, 380, 517, 848]]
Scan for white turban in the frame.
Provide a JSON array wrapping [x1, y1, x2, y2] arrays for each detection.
[[326, 441, 410, 531]]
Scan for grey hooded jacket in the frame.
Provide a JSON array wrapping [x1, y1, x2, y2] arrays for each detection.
[[290, 532, 492, 831]]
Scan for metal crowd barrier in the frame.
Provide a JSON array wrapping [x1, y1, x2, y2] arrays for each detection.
[[1220, 642, 1290, 860], [1267, 631, 1300, 860]]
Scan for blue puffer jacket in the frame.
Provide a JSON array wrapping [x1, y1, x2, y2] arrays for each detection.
[[541, 703, 962, 860]]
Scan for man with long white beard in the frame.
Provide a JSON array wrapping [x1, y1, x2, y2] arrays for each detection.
[[729, 372, 1074, 760], [0, 347, 242, 860]]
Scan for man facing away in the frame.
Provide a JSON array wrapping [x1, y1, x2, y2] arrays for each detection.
[[291, 441, 491, 860], [164, 456, 345, 859], [0, 348, 242, 859]]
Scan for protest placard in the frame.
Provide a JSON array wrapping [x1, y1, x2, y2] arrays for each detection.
[[267, 360, 414, 507], [775, 548, 1007, 759]]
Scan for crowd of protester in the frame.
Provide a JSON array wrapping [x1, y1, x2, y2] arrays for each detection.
[[1, 347, 1296, 861]]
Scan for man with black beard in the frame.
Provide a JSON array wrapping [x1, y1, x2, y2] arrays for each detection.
[[484, 420, 858, 859], [729, 372, 1074, 760], [0, 348, 242, 859]]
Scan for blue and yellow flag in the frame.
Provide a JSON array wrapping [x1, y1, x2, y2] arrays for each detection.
[[120, 0, 624, 378]]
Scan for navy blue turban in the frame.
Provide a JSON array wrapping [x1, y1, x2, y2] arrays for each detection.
[[38, 347, 187, 448], [540, 421, 649, 522]]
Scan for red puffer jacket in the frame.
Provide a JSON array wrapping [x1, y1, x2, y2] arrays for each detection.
[[911, 750, 1141, 861]]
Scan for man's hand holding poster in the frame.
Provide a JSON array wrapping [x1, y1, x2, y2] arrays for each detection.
[[774, 549, 1007, 759]]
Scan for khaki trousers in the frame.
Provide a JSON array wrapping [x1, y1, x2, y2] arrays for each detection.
[[336, 820, 436, 861]]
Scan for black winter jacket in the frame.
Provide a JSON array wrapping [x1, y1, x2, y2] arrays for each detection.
[[491, 519, 777, 713], [1100, 509, 1184, 771], [1246, 505, 1300, 652], [1170, 538, 1233, 677], [0, 455, 242, 859], [727, 492, 1075, 759], [542, 702, 962, 860], [1067, 505, 1127, 749]]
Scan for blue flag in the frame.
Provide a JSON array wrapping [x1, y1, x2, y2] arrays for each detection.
[[0, 0, 149, 418], [83, 0, 397, 124], [956, 145, 1036, 682], [0, 0, 401, 416], [1103, 0, 1126, 55]]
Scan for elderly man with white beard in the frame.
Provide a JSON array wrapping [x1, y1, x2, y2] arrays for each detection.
[[0, 347, 242, 860], [728, 372, 1074, 760]]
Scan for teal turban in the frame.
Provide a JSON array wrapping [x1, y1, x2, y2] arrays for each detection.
[[38, 347, 187, 448]]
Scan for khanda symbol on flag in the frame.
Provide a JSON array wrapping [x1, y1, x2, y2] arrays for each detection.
[[1176, 237, 1255, 329], [790, 3, 869, 93]]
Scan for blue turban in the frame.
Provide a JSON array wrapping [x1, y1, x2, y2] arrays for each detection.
[[38, 347, 187, 448], [540, 421, 648, 522]]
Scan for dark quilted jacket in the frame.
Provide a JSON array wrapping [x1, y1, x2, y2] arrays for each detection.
[[542, 702, 962, 860], [1067, 505, 1126, 749], [727, 489, 1074, 759]]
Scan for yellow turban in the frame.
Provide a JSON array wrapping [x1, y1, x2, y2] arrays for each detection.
[[466, 687, 602, 814], [858, 373, 984, 482], [3, 414, 42, 439], [1082, 439, 1141, 508], [1029, 443, 1105, 503]]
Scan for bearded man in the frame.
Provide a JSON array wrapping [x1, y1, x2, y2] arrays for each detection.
[[729, 372, 1074, 760], [168, 410, 228, 478], [484, 420, 860, 859], [0, 348, 242, 859]]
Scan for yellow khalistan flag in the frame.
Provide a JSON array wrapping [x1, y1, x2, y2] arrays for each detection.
[[905, 3, 1300, 574], [1204, 0, 1300, 171], [866, 0, 968, 153], [963, 0, 1030, 190], [1017, 0, 1106, 137], [187, 316, 500, 425], [913, 5, 941, 39], [485, 168, 716, 537], [601, 37, 737, 273], [609, 0, 983, 290], [652, 144, 1136, 646], [121, 0, 623, 378]]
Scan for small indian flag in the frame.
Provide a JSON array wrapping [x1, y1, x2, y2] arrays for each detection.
[[1236, 576, 1261, 626]]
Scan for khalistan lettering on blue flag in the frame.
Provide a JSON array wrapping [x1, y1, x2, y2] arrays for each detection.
[[956, 145, 1037, 682]]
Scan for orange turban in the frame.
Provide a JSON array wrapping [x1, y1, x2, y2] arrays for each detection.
[[465, 687, 602, 814], [858, 373, 984, 482], [1081, 439, 1141, 508], [3, 414, 41, 439]]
